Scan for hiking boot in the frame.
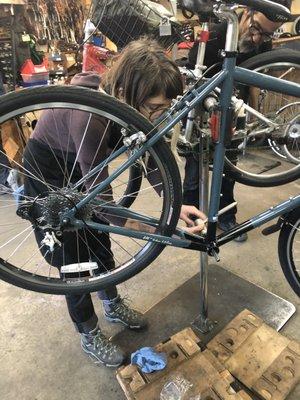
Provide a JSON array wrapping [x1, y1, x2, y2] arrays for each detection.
[[104, 297, 147, 330], [218, 220, 248, 243], [81, 327, 126, 367]]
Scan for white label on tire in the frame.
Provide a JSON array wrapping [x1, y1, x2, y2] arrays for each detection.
[[167, 206, 173, 225], [61, 262, 98, 274]]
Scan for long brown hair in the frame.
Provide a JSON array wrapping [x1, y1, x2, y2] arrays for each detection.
[[102, 38, 183, 110]]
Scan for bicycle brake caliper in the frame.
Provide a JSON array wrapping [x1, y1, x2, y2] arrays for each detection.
[[122, 130, 146, 148]]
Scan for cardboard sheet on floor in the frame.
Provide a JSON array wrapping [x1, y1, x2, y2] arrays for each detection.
[[117, 327, 252, 400], [207, 309, 300, 400]]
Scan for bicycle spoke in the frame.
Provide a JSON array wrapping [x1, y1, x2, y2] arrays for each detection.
[[79, 230, 108, 271], [67, 113, 92, 187], [14, 117, 50, 186], [0, 225, 33, 250], [5, 227, 35, 262], [0, 87, 179, 293]]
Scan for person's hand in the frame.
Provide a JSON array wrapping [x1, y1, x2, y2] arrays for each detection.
[[180, 205, 207, 234]]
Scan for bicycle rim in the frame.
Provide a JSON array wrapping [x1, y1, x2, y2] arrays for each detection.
[[278, 210, 300, 297], [0, 86, 181, 294], [225, 61, 300, 187], [279, 103, 300, 164]]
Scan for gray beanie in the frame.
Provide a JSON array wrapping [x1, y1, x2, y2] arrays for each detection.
[[70, 71, 101, 89]]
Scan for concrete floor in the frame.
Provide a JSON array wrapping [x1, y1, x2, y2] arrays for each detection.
[[0, 176, 300, 400]]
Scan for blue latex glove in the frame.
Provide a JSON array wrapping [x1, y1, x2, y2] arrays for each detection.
[[131, 347, 167, 373]]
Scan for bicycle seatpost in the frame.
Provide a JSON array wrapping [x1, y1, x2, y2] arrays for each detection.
[[195, 22, 209, 79], [214, 3, 239, 53]]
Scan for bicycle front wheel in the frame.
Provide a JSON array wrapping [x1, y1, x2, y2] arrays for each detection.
[[278, 208, 300, 297], [0, 86, 182, 295], [225, 49, 300, 187]]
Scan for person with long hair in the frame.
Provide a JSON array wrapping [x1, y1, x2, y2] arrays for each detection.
[[23, 38, 206, 368]]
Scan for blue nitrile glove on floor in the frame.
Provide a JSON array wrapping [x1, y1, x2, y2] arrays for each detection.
[[131, 347, 167, 373]]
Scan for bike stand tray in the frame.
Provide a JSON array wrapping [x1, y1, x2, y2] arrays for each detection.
[[113, 265, 297, 398], [114, 264, 296, 353], [116, 312, 300, 400]]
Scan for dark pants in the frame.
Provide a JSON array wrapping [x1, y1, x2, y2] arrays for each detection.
[[183, 153, 237, 223], [24, 139, 118, 333]]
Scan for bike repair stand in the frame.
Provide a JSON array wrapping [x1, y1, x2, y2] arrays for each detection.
[[192, 129, 215, 334], [113, 111, 295, 355]]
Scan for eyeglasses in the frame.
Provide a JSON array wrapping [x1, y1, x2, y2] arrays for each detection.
[[139, 104, 171, 121], [249, 12, 274, 43]]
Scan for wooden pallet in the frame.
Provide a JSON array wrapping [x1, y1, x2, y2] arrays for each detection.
[[207, 309, 300, 400], [116, 327, 252, 400]]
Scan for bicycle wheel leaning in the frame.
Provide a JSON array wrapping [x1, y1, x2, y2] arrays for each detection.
[[0, 86, 182, 295], [224, 49, 300, 187], [278, 207, 300, 297]]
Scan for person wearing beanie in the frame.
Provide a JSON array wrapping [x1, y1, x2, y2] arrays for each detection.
[[23, 41, 206, 369], [70, 71, 102, 89], [184, 0, 292, 243]]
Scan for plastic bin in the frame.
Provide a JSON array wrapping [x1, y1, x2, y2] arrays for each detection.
[[22, 80, 48, 87], [21, 73, 49, 84], [21, 58, 48, 73], [20, 58, 49, 83]]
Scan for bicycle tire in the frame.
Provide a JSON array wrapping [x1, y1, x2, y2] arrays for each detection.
[[280, 103, 300, 164], [224, 49, 300, 187], [0, 86, 182, 295], [278, 207, 300, 297]]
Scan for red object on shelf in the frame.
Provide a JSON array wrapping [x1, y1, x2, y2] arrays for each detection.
[[20, 58, 49, 75], [20, 58, 49, 84], [82, 43, 109, 74], [178, 42, 194, 49]]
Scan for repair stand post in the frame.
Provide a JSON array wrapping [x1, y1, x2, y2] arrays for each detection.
[[192, 130, 215, 334]]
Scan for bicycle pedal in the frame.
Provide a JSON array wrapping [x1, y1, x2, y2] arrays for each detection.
[[261, 221, 282, 236]]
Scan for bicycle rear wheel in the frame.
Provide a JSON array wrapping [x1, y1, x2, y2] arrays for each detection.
[[224, 49, 300, 187], [0, 86, 182, 295], [278, 208, 300, 297]]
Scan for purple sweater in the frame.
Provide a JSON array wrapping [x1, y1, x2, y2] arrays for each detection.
[[32, 109, 111, 189]]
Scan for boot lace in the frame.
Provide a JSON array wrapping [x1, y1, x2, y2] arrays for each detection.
[[93, 331, 118, 356]]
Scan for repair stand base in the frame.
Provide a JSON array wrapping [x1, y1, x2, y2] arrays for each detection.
[[113, 264, 295, 352]]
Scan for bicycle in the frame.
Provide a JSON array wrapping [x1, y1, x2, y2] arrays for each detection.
[[177, 1, 300, 166], [0, 0, 299, 298], [177, 44, 300, 186], [108, 29, 300, 206], [127, 35, 300, 202]]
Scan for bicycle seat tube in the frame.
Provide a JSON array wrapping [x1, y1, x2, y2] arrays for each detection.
[[206, 3, 239, 243]]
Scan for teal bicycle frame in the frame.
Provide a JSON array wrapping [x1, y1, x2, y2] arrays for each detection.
[[64, 4, 300, 256]]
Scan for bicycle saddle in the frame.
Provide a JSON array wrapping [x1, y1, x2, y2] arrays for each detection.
[[178, 0, 291, 22]]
